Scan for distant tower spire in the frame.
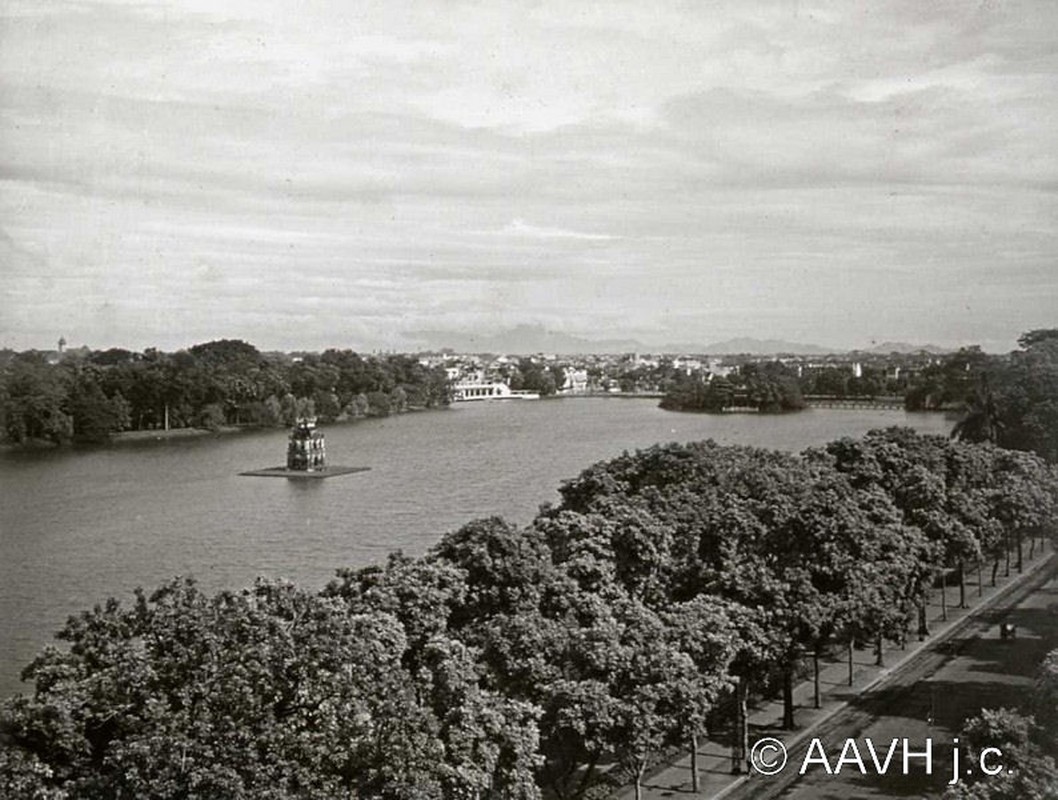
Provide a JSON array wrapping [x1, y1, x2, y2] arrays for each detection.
[[58, 336, 66, 353]]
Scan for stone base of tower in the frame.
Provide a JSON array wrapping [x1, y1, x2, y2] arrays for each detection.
[[239, 465, 371, 479]]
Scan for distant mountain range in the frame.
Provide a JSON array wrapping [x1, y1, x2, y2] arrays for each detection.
[[408, 325, 952, 356], [407, 325, 645, 355], [692, 337, 836, 355], [857, 341, 951, 355]]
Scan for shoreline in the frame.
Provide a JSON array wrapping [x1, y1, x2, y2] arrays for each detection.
[[0, 404, 450, 452], [0, 399, 950, 453], [115, 426, 243, 442]]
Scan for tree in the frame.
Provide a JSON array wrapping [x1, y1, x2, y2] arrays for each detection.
[[0, 747, 66, 800], [951, 373, 1002, 444], [431, 517, 554, 628], [413, 636, 542, 799], [663, 596, 740, 790], [511, 359, 559, 397], [0, 340, 451, 444], [366, 391, 391, 416], [324, 553, 467, 663], [346, 392, 370, 418], [945, 646, 1058, 799], [0, 577, 545, 798], [195, 402, 226, 431], [0, 578, 464, 798], [944, 708, 1058, 799], [89, 348, 139, 367], [607, 599, 695, 800], [1, 355, 73, 444], [389, 385, 407, 413], [67, 370, 130, 442], [661, 363, 804, 414], [953, 330, 1058, 463], [826, 430, 973, 636], [312, 389, 341, 422], [552, 438, 935, 739], [187, 339, 262, 369], [535, 507, 675, 605], [906, 346, 995, 412], [988, 449, 1058, 574], [1035, 648, 1058, 750]]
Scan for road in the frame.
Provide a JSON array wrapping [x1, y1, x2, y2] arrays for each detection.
[[732, 560, 1058, 800]]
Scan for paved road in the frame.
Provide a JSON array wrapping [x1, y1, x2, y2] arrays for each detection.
[[731, 561, 1058, 800]]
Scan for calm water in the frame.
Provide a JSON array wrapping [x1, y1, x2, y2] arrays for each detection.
[[0, 399, 952, 698]]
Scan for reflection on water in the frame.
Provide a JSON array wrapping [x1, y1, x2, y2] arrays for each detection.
[[0, 399, 952, 697]]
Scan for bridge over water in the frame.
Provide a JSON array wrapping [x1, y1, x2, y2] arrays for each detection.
[[803, 395, 907, 410]]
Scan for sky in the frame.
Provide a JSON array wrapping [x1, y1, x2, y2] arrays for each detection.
[[1, 0, 1056, 354]]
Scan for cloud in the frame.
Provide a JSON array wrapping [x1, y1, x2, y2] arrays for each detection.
[[1, 0, 1056, 352], [499, 219, 615, 241]]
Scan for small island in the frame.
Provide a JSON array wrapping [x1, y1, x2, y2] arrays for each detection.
[[240, 417, 370, 479], [660, 362, 806, 413]]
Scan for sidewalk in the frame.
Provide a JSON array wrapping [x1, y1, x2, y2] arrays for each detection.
[[614, 546, 1055, 799]]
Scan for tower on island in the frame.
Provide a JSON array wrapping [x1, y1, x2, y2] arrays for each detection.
[[287, 417, 326, 472], [242, 416, 367, 478]]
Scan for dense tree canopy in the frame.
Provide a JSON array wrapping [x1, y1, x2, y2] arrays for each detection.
[[0, 579, 539, 799], [2, 428, 1056, 798], [661, 361, 805, 413], [947, 329, 1058, 463], [0, 341, 451, 444]]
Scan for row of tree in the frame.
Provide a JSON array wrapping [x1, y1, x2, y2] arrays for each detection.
[[3, 428, 1055, 798], [798, 363, 902, 399], [0, 340, 452, 444]]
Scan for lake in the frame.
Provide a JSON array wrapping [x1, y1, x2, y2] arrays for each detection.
[[0, 399, 953, 698]]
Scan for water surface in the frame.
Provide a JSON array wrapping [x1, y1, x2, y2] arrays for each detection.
[[0, 399, 952, 697]]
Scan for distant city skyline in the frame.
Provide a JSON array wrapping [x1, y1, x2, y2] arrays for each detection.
[[3, 327, 996, 357], [2, 2, 1056, 355]]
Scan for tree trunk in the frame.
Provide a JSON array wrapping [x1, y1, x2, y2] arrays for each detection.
[[875, 632, 884, 667], [1017, 530, 1023, 572], [731, 677, 749, 774], [847, 639, 854, 686], [1030, 534, 1036, 559], [992, 558, 1000, 587], [917, 602, 929, 640], [977, 561, 983, 598], [634, 762, 644, 800], [691, 731, 700, 792], [1005, 533, 1011, 576], [782, 664, 795, 730], [958, 561, 966, 608], [813, 649, 821, 709], [572, 754, 599, 799], [940, 571, 947, 621]]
